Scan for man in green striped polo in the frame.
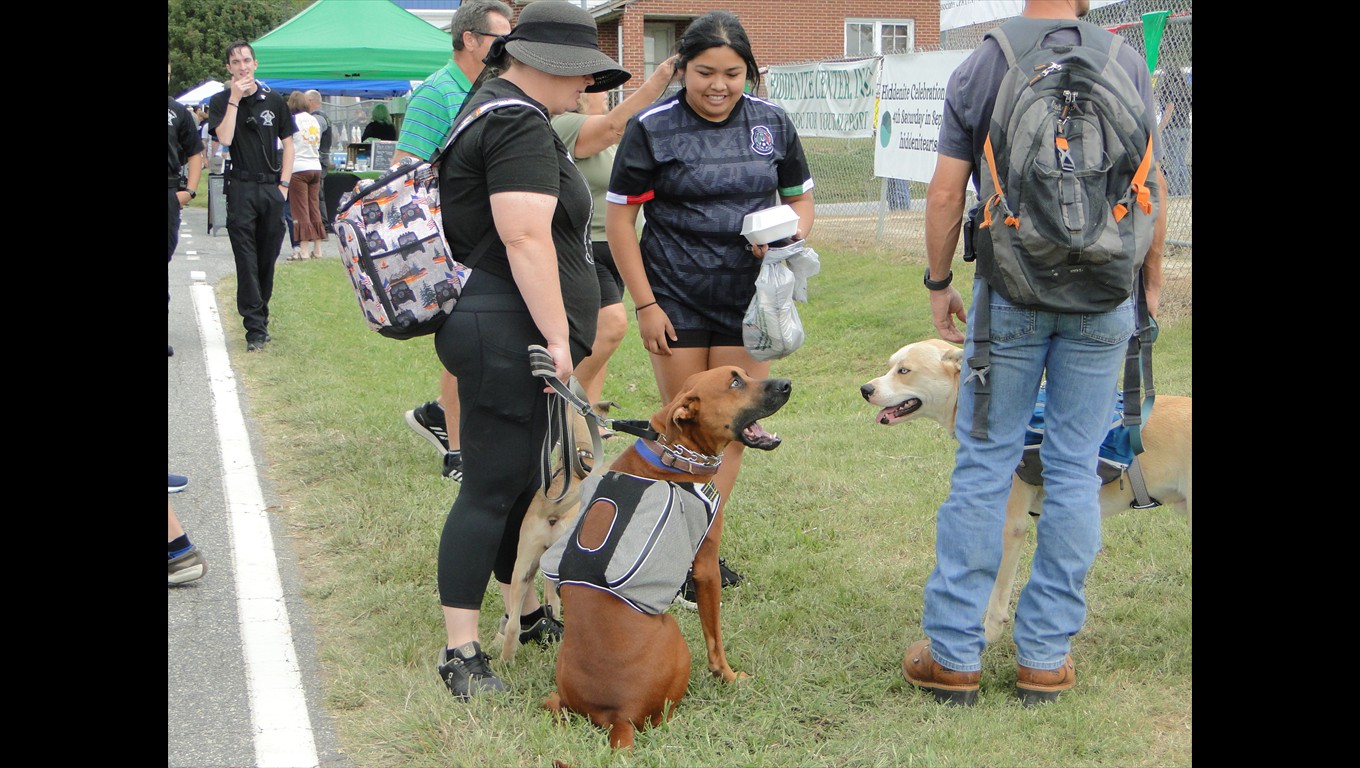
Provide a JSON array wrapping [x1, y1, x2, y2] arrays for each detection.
[[397, 0, 513, 481]]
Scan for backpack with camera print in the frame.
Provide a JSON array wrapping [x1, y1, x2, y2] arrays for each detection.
[[334, 98, 546, 340]]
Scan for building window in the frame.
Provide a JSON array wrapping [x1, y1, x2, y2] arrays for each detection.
[[846, 19, 915, 56]]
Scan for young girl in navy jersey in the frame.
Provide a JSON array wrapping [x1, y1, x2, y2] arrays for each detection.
[[605, 10, 815, 587]]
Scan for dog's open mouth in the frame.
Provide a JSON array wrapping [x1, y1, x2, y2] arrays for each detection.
[[876, 398, 921, 425], [741, 420, 782, 450]]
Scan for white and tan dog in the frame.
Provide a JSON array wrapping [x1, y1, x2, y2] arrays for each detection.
[[496, 403, 614, 662], [860, 338, 1192, 643]]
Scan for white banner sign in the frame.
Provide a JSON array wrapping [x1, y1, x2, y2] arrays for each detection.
[[765, 59, 878, 139], [873, 50, 971, 183]]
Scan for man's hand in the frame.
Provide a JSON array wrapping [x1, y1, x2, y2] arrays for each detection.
[[930, 285, 967, 343], [231, 73, 256, 100], [175, 190, 192, 209]]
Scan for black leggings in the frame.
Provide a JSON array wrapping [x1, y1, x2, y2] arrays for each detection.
[[433, 270, 551, 609]]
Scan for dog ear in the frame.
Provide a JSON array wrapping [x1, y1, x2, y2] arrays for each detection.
[[670, 395, 700, 426], [942, 347, 964, 374]]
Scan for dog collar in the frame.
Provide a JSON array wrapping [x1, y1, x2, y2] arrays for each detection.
[[634, 438, 722, 476]]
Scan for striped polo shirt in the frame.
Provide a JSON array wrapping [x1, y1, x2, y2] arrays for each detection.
[[395, 61, 473, 162]]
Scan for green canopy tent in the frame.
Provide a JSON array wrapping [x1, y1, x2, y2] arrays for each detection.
[[251, 0, 452, 85]]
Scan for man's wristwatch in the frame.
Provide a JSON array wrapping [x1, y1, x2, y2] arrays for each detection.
[[923, 268, 953, 291], [187, 189, 196, 199]]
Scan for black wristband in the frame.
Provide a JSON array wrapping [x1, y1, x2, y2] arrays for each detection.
[[924, 268, 953, 291], [634, 301, 658, 314]]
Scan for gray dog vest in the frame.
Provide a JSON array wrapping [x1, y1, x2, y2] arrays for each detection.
[[542, 471, 720, 614]]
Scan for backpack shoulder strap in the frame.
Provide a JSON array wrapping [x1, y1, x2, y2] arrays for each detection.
[[435, 97, 550, 269], [431, 97, 549, 164]]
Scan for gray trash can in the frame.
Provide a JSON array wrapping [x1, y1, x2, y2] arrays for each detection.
[[207, 174, 227, 236]]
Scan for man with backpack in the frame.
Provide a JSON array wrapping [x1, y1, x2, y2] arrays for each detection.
[[394, 0, 513, 482], [902, 0, 1167, 707]]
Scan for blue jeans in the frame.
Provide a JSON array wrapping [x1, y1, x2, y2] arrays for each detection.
[[922, 280, 1133, 672]]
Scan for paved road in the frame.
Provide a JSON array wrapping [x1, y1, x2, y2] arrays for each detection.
[[168, 205, 349, 768]]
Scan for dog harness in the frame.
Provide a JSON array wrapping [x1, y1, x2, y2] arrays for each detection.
[[542, 471, 721, 615], [1015, 385, 1160, 509]]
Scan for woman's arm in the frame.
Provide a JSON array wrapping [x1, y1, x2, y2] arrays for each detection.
[[607, 201, 674, 355], [490, 190, 573, 381], [571, 56, 677, 159]]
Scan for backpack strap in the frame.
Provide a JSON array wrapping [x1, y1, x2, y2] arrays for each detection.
[[1114, 131, 1157, 223], [1120, 276, 1157, 455], [966, 280, 994, 440], [437, 97, 550, 270]]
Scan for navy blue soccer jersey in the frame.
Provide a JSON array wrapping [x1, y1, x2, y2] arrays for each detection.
[[608, 92, 814, 333]]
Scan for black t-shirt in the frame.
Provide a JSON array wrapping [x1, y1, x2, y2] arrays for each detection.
[[207, 83, 295, 175], [439, 77, 599, 362], [608, 92, 814, 333], [361, 121, 398, 141], [168, 97, 204, 183]]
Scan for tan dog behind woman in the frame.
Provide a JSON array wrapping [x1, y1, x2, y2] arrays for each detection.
[[542, 366, 791, 750], [861, 338, 1191, 643]]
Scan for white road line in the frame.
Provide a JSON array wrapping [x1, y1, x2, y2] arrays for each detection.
[[191, 278, 319, 768]]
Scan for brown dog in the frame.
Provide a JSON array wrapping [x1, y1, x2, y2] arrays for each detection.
[[542, 366, 791, 749], [861, 338, 1192, 643]]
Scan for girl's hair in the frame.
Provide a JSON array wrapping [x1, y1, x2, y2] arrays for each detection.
[[287, 91, 309, 114], [371, 103, 391, 124], [676, 10, 761, 92]]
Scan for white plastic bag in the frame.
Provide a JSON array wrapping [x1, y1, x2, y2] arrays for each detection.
[[742, 242, 821, 361]]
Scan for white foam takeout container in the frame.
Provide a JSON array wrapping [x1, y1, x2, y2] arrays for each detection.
[[741, 204, 800, 245]]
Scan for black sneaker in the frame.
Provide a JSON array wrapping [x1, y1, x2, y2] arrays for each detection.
[[437, 641, 506, 700], [442, 450, 463, 482], [679, 559, 745, 604], [246, 338, 266, 352], [498, 605, 563, 647], [405, 401, 451, 455]]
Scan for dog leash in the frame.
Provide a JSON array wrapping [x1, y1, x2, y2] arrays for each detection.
[[528, 345, 725, 478], [528, 345, 662, 444], [528, 346, 603, 503]]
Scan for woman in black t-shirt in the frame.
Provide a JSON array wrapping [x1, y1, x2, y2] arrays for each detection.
[[428, 0, 631, 700], [359, 103, 397, 141]]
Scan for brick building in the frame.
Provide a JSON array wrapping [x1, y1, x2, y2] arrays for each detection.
[[511, 0, 942, 91]]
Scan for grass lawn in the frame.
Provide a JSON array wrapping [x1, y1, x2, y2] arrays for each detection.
[[219, 242, 1191, 767]]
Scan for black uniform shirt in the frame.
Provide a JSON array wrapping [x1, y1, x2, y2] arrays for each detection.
[[168, 97, 204, 184], [208, 82, 295, 175]]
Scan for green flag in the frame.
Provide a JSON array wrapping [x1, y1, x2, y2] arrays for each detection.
[[1142, 11, 1170, 77]]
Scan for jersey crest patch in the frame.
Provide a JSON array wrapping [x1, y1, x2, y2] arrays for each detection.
[[750, 125, 774, 156], [260, 109, 276, 126]]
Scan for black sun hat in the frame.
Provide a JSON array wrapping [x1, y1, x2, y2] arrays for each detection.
[[490, 1, 632, 93]]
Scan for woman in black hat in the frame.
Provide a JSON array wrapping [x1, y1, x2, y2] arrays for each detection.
[[430, 0, 631, 700]]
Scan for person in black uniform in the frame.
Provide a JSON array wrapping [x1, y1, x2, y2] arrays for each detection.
[[168, 59, 204, 317], [208, 40, 296, 352]]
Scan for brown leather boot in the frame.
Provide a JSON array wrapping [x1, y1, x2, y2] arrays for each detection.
[[901, 639, 981, 706], [1015, 654, 1075, 706]]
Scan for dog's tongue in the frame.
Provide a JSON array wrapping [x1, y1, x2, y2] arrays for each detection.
[[743, 421, 782, 450], [876, 399, 921, 425]]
